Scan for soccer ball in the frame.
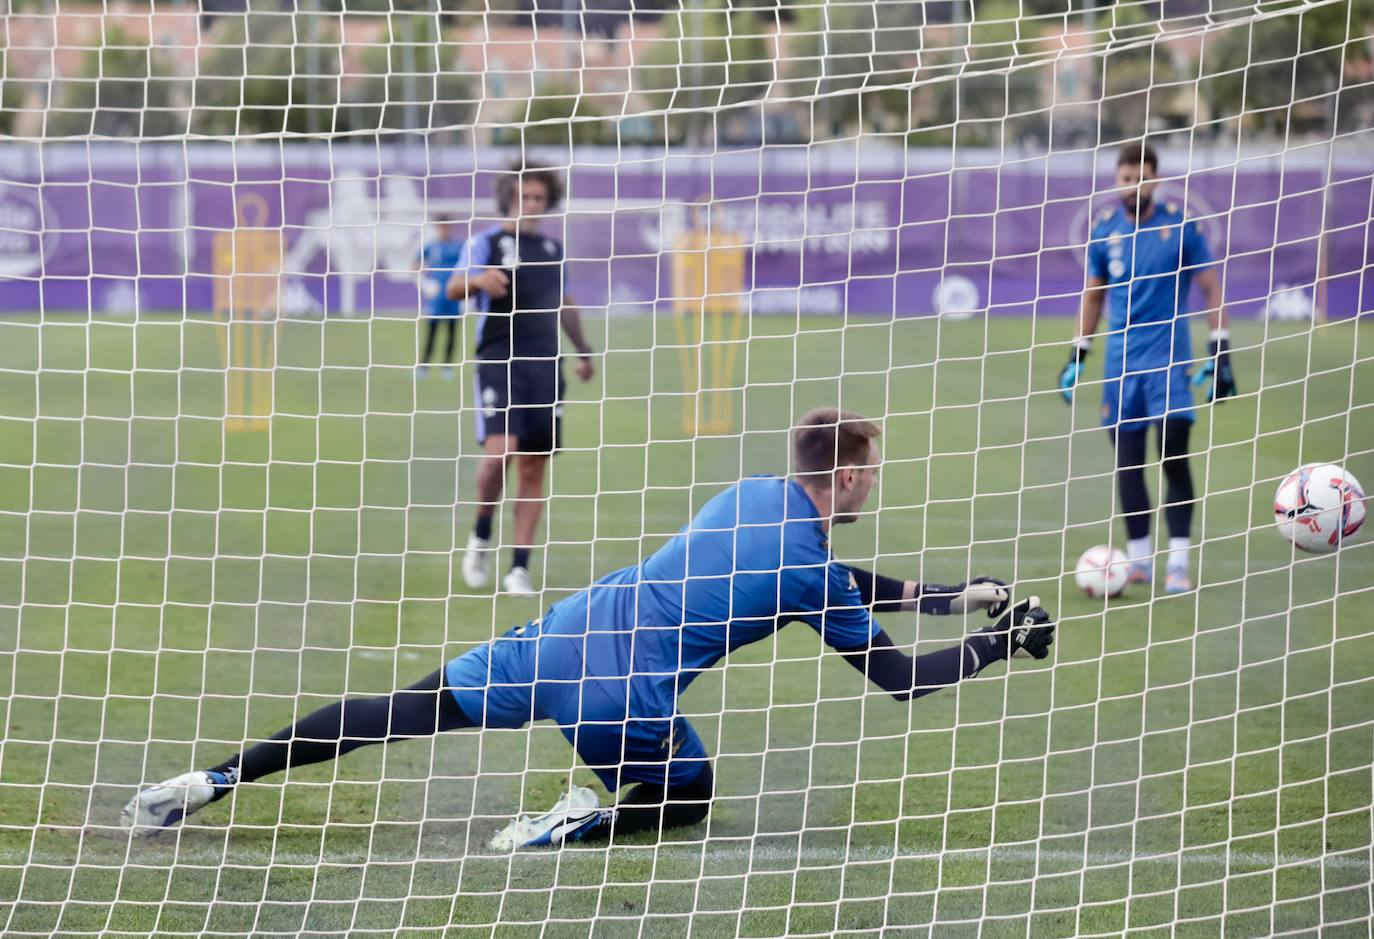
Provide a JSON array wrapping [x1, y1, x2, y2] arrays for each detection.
[[1075, 545, 1130, 598], [1274, 462, 1366, 554]]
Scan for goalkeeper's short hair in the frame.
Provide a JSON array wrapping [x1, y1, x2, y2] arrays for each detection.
[[791, 408, 881, 478]]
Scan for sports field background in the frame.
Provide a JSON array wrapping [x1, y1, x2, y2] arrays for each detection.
[[1, 311, 1371, 936]]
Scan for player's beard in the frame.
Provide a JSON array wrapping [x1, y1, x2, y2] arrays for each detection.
[[1123, 191, 1152, 218]]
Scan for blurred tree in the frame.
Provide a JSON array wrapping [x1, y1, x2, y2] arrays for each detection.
[[909, 0, 1055, 147], [46, 25, 186, 137], [1200, 0, 1374, 137], [785, 0, 921, 136], [1093, 0, 1163, 143], [0, 41, 40, 136], [495, 78, 614, 147], [342, 9, 477, 138], [632, 0, 774, 145], [189, 10, 342, 136]]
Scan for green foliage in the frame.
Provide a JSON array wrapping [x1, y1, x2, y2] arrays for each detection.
[[632, 0, 774, 142], [190, 12, 343, 136], [45, 25, 186, 138], [499, 79, 615, 148], [342, 10, 477, 137], [785, 0, 921, 135], [0, 45, 39, 137], [1094, 0, 1165, 142], [1200, 0, 1374, 136], [904, 0, 1055, 147]]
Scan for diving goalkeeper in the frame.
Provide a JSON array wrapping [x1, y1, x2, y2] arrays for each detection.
[[122, 409, 1055, 850]]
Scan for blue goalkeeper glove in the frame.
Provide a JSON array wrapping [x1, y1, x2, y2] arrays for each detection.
[[1059, 339, 1091, 404], [1192, 331, 1237, 403]]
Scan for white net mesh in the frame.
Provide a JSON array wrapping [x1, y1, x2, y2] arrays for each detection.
[[1, 0, 1371, 935]]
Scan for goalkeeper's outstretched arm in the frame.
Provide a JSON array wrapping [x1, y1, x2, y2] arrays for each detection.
[[848, 567, 1009, 617], [836, 598, 1054, 703]]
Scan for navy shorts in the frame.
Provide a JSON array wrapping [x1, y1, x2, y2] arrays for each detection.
[[444, 623, 709, 792], [1100, 365, 1195, 431], [473, 360, 564, 454]]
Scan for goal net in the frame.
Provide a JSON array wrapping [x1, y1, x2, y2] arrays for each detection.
[[1, 0, 1371, 934]]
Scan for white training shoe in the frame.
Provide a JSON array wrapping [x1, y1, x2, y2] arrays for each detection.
[[488, 785, 605, 851], [463, 534, 492, 588], [120, 769, 233, 836], [502, 566, 535, 596]]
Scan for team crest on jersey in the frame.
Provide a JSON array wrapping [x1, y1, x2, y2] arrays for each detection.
[[1159, 226, 1172, 242], [498, 235, 519, 269]]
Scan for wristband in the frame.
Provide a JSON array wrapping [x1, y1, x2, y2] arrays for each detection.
[[916, 582, 961, 616]]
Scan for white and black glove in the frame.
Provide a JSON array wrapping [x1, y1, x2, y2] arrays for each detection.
[[949, 576, 1011, 618], [981, 596, 1055, 660], [921, 576, 1010, 617]]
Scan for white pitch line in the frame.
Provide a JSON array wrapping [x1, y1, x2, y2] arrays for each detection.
[[3, 843, 1369, 872], [352, 650, 428, 662]]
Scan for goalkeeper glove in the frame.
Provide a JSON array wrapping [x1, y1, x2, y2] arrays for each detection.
[[978, 596, 1055, 660], [1192, 330, 1237, 403], [918, 576, 1009, 617], [948, 576, 1010, 618], [1059, 339, 1091, 404]]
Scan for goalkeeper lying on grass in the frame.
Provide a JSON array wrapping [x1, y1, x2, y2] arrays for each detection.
[[123, 408, 1055, 850]]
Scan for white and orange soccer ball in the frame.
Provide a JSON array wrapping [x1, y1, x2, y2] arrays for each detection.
[[1074, 545, 1130, 599], [1274, 462, 1366, 554]]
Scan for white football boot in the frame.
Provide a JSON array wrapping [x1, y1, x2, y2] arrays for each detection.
[[488, 786, 606, 851], [502, 566, 535, 596], [120, 769, 234, 836], [462, 533, 492, 588]]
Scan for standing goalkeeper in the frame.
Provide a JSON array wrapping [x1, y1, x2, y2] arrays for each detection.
[[1059, 142, 1234, 594]]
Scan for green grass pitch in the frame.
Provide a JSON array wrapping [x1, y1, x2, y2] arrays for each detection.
[[1, 311, 1371, 937]]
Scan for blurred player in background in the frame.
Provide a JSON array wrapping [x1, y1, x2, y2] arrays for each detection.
[[121, 408, 1054, 850], [447, 163, 595, 595], [1059, 142, 1236, 594], [417, 215, 463, 379]]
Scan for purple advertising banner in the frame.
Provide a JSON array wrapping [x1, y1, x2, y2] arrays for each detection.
[[0, 142, 1368, 319]]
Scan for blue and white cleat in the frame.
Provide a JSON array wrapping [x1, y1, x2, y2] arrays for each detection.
[[1164, 565, 1194, 595], [120, 770, 233, 836], [1126, 561, 1153, 587], [488, 785, 606, 851]]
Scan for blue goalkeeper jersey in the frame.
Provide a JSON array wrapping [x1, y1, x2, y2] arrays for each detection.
[[529, 475, 880, 720], [1087, 201, 1214, 378]]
